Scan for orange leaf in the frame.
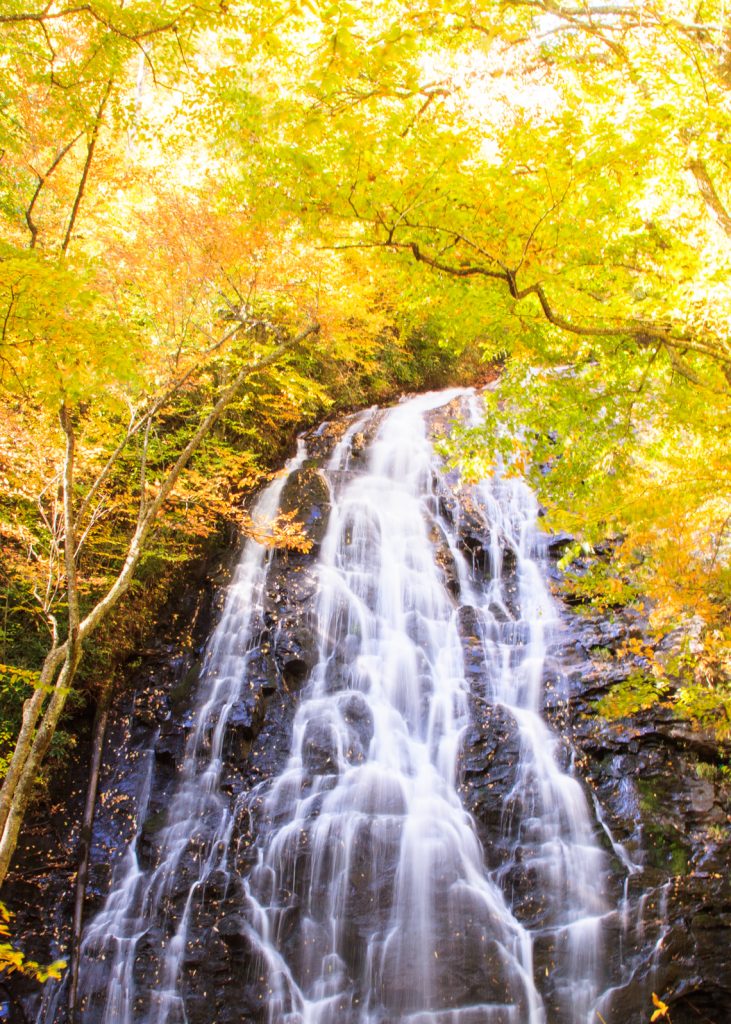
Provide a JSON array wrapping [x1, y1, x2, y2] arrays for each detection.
[[650, 992, 669, 1021]]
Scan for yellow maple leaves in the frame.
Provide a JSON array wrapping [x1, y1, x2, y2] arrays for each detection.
[[650, 991, 670, 1022], [0, 903, 66, 983], [239, 508, 314, 553]]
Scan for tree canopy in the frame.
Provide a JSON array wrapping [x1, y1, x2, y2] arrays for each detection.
[[0, 0, 729, 889]]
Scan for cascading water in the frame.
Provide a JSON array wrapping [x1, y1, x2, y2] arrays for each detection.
[[461, 397, 607, 1023], [71, 389, 619, 1024], [74, 443, 310, 1024]]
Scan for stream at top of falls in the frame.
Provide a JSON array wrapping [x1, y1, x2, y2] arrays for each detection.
[[65, 388, 629, 1024]]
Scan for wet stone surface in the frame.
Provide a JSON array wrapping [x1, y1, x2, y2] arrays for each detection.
[[546, 589, 731, 1024]]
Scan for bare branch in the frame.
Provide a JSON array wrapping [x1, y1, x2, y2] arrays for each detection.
[[361, 231, 731, 385], [77, 316, 252, 527], [77, 320, 321, 643], [61, 78, 113, 255], [74, 501, 108, 565], [25, 133, 83, 248], [688, 159, 731, 238], [59, 404, 80, 638], [0, 3, 196, 43], [138, 416, 153, 526], [77, 417, 137, 529]]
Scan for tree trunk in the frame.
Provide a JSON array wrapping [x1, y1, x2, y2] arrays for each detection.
[[0, 645, 81, 884], [67, 677, 114, 1022], [688, 158, 731, 238], [0, 639, 70, 840], [61, 80, 113, 255]]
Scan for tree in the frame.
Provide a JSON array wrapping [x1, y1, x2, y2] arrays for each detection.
[[0, 1, 323, 888], [0, 291, 319, 887]]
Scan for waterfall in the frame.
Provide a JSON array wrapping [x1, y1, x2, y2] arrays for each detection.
[[73, 389, 613, 1024], [74, 442, 310, 1024]]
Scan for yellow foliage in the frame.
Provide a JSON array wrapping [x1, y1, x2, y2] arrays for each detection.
[[0, 904, 66, 983], [239, 509, 314, 553], [650, 991, 670, 1022]]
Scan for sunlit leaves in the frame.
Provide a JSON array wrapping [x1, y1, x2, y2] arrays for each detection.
[[0, 246, 142, 404], [0, 903, 65, 982], [0, 0, 729, 762], [596, 672, 671, 720], [239, 508, 314, 552]]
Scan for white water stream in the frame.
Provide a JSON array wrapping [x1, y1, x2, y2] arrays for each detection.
[[74, 443, 309, 1024], [73, 389, 613, 1024]]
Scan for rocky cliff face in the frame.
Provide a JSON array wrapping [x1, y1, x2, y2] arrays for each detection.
[[459, 590, 731, 1023], [3, 406, 729, 1024], [558, 602, 730, 1024]]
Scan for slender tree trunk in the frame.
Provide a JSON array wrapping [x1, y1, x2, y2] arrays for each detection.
[[0, 405, 81, 884], [67, 677, 114, 1022], [0, 646, 81, 883], [0, 649, 64, 838], [25, 133, 83, 248], [59, 404, 80, 637], [61, 80, 113, 255], [688, 158, 731, 238]]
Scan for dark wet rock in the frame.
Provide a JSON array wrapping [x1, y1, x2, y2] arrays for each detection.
[[304, 418, 350, 461], [338, 691, 374, 759], [457, 525, 489, 577], [6, 400, 731, 1024], [155, 721, 185, 767], [456, 604, 492, 681], [0, 986, 27, 1024], [497, 543, 518, 577], [271, 614, 316, 688], [279, 464, 331, 546], [224, 693, 265, 762], [227, 695, 261, 739], [263, 548, 318, 695], [653, 720, 724, 761], [435, 484, 460, 526], [428, 515, 461, 597], [350, 431, 366, 456], [459, 701, 522, 870], [425, 396, 464, 438], [551, 570, 731, 1024], [203, 869, 232, 901], [280, 657, 308, 689], [342, 410, 383, 463], [302, 720, 339, 776], [139, 807, 169, 852], [544, 531, 575, 556]]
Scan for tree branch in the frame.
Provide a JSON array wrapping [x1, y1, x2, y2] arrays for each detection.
[[0, 4, 196, 43], [25, 133, 83, 248], [77, 320, 320, 644], [138, 416, 153, 526], [688, 159, 731, 238], [379, 236, 731, 384], [59, 404, 80, 638], [61, 78, 113, 255]]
